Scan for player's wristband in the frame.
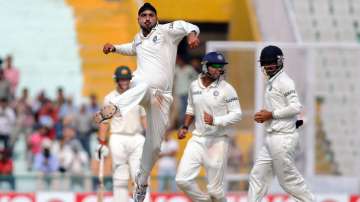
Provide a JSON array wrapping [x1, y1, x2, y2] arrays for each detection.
[[181, 125, 189, 130], [97, 137, 107, 145]]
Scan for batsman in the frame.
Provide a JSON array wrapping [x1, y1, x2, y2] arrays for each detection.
[[94, 3, 200, 202], [97, 66, 150, 202]]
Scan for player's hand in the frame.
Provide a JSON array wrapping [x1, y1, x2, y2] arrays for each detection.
[[187, 32, 200, 49], [103, 43, 116, 54], [204, 112, 214, 125], [95, 139, 109, 161], [254, 109, 273, 123], [178, 127, 188, 140]]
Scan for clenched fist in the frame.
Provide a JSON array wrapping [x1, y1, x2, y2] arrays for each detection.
[[204, 112, 214, 125], [254, 109, 273, 123], [103, 43, 116, 54]]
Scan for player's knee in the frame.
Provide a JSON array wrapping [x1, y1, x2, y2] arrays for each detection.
[[208, 185, 225, 199], [151, 145, 161, 156], [175, 178, 189, 191], [249, 168, 260, 183]]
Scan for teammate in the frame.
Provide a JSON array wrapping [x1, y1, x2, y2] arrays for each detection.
[[248, 45, 314, 201], [175, 52, 242, 202], [95, 3, 200, 201], [96, 66, 150, 202]]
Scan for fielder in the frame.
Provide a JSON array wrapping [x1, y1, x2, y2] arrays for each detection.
[[175, 52, 242, 202], [95, 3, 200, 201], [97, 66, 150, 202], [248, 45, 314, 202]]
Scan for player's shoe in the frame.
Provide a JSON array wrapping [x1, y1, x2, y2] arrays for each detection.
[[133, 173, 148, 202]]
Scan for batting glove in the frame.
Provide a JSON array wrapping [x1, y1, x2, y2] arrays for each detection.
[[94, 104, 118, 124], [95, 138, 109, 161]]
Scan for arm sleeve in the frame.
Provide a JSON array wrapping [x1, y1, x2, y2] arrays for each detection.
[[213, 85, 242, 127], [114, 41, 136, 56], [185, 87, 195, 115], [272, 80, 302, 119], [166, 20, 200, 43]]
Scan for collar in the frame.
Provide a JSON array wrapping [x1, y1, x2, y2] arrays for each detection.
[[266, 69, 284, 90], [268, 69, 284, 82], [140, 23, 159, 39], [197, 73, 221, 89]]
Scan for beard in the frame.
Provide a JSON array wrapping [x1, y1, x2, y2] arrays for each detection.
[[140, 22, 156, 33]]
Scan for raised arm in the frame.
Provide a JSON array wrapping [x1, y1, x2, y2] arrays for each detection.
[[103, 41, 136, 56], [166, 20, 200, 48]]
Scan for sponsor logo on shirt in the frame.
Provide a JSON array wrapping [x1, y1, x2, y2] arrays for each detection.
[[225, 97, 238, 103], [213, 90, 219, 97], [284, 90, 296, 97], [192, 91, 202, 95]]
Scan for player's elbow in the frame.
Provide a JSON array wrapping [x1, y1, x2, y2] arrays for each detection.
[[291, 103, 302, 115], [234, 111, 242, 122], [227, 111, 242, 125]]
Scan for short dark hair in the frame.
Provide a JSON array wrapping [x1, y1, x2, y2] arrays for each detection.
[[138, 2, 157, 15]]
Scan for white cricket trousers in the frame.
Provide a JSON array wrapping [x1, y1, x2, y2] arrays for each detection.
[[176, 135, 229, 202], [110, 80, 173, 186], [109, 134, 150, 202], [248, 133, 314, 202]]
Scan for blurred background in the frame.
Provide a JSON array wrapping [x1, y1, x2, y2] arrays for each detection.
[[0, 0, 359, 201]]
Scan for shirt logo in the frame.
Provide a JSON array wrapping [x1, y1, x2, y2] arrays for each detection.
[[193, 91, 202, 95], [213, 90, 219, 97], [225, 97, 238, 103], [153, 35, 158, 43], [284, 90, 296, 97]]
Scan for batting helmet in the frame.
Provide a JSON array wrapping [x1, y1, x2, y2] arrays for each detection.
[[259, 45, 284, 67], [202, 52, 228, 66], [201, 52, 228, 75], [113, 66, 132, 81]]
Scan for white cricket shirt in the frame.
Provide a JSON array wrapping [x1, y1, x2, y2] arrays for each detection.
[[114, 21, 200, 91], [104, 90, 146, 135], [264, 69, 302, 134], [186, 75, 242, 137]]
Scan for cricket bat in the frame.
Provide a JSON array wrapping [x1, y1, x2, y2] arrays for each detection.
[[97, 156, 105, 202]]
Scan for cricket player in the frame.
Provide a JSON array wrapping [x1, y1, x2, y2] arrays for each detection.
[[97, 66, 150, 202], [95, 3, 200, 201], [248, 45, 314, 202], [175, 52, 242, 202]]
